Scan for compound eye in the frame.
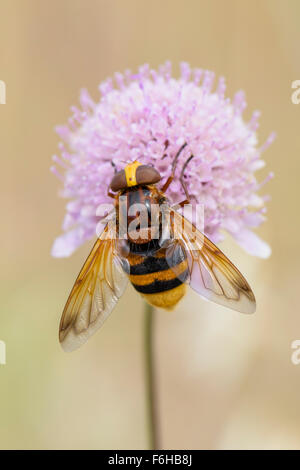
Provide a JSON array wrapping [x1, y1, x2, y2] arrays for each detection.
[[136, 165, 161, 185], [110, 170, 127, 192]]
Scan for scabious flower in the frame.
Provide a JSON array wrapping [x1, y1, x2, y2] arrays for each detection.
[[51, 62, 274, 258]]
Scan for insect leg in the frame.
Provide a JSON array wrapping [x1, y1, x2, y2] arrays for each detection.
[[179, 155, 194, 201], [107, 189, 116, 199], [160, 142, 187, 192], [174, 199, 190, 208]]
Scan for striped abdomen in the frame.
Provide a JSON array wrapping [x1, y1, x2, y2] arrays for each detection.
[[125, 243, 189, 310]]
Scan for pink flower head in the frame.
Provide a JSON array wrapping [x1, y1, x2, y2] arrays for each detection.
[[51, 62, 274, 258]]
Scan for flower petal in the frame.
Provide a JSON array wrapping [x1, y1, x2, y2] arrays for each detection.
[[230, 229, 271, 258], [51, 62, 273, 259], [51, 229, 85, 258]]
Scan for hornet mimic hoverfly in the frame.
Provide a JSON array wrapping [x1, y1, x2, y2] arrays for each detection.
[[59, 144, 256, 352]]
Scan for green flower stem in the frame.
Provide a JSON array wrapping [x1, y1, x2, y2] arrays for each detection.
[[144, 302, 160, 450]]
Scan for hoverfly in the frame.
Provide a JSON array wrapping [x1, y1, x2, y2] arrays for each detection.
[[59, 144, 256, 352]]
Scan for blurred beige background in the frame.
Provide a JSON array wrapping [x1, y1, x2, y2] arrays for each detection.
[[0, 0, 299, 449]]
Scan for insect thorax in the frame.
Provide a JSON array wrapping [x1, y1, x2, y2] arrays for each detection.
[[115, 185, 168, 256]]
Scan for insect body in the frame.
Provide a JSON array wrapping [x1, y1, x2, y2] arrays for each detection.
[[126, 243, 189, 310], [114, 182, 189, 310], [59, 149, 256, 352]]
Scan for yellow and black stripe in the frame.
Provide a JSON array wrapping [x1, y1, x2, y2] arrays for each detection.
[[126, 243, 189, 309]]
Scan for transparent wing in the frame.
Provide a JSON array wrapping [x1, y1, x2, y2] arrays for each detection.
[[169, 208, 256, 314], [59, 223, 128, 352]]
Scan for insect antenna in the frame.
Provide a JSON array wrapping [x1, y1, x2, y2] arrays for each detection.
[[111, 161, 118, 174]]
